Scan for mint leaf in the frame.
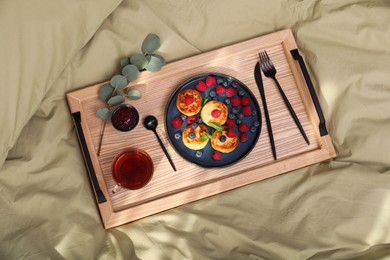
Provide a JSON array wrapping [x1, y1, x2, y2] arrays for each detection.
[[207, 122, 224, 131]]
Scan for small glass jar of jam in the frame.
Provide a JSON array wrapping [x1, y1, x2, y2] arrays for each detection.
[[111, 104, 139, 132]]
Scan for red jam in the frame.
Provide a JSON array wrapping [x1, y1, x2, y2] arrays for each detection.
[[111, 104, 139, 131]]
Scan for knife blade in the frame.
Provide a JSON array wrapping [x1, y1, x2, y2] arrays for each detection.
[[254, 62, 277, 160]]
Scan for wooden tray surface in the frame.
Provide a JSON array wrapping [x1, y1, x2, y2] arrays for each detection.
[[67, 29, 336, 228]]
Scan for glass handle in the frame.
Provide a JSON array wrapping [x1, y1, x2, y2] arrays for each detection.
[[112, 184, 122, 194]]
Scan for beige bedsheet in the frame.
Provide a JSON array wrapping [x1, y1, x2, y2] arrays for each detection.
[[1, 0, 390, 259]]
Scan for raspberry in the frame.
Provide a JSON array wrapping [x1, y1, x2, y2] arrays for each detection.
[[205, 76, 216, 87], [240, 134, 248, 142], [215, 85, 225, 95], [238, 122, 249, 133], [171, 117, 182, 128], [195, 81, 207, 92], [225, 119, 235, 128], [226, 87, 236, 97], [231, 97, 241, 107], [185, 96, 194, 105], [212, 150, 222, 160], [186, 116, 196, 124], [226, 128, 237, 138], [242, 106, 252, 116], [211, 109, 221, 118], [241, 97, 250, 106]]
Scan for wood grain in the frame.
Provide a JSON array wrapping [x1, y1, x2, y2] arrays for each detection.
[[67, 29, 336, 228]]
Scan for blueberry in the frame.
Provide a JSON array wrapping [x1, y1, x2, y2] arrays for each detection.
[[236, 119, 242, 125], [238, 90, 245, 97], [217, 78, 224, 84], [174, 132, 181, 140], [209, 90, 216, 97], [224, 98, 231, 105], [250, 126, 256, 133], [189, 132, 196, 139], [180, 114, 187, 121], [197, 117, 203, 124], [253, 121, 260, 127], [232, 81, 239, 88], [222, 81, 228, 87], [251, 110, 257, 116], [228, 113, 236, 119], [191, 123, 198, 129], [237, 113, 244, 119], [219, 135, 227, 142], [232, 107, 239, 114], [195, 150, 203, 158]]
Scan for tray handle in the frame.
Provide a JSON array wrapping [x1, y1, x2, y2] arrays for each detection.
[[290, 49, 328, 136], [72, 112, 107, 204]]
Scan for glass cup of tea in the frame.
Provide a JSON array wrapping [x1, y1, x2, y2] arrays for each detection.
[[111, 148, 154, 193], [111, 104, 139, 132]]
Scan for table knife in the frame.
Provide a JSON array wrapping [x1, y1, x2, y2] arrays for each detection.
[[254, 62, 277, 160]]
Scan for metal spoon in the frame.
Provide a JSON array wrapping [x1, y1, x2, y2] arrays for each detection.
[[144, 115, 177, 172]]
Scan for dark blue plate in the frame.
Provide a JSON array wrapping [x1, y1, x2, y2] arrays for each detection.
[[165, 73, 262, 167]]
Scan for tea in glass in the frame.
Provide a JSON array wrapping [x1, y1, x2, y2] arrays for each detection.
[[111, 148, 154, 192]]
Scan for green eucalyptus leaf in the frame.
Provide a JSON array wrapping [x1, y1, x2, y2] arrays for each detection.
[[122, 64, 140, 82], [151, 53, 166, 66], [120, 57, 130, 68], [107, 95, 125, 106], [110, 75, 128, 89], [96, 107, 111, 120], [142, 33, 160, 54], [98, 83, 114, 102], [127, 89, 142, 100], [130, 54, 148, 70], [145, 55, 163, 72]]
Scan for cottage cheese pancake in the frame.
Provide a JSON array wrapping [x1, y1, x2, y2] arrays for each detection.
[[182, 124, 209, 150], [200, 100, 228, 126], [176, 89, 202, 116], [211, 130, 239, 153]]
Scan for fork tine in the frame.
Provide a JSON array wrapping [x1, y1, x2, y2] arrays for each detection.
[[264, 51, 274, 68], [260, 51, 266, 63], [259, 51, 267, 71]]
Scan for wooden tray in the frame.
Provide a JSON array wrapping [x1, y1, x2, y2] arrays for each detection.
[[67, 29, 336, 228]]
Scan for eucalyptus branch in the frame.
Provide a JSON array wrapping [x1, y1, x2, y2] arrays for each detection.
[[95, 33, 166, 156]]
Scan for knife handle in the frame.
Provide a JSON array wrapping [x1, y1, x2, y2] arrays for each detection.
[[254, 63, 277, 160], [262, 91, 277, 160]]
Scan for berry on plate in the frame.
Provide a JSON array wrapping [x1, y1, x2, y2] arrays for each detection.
[[195, 81, 207, 92], [226, 128, 237, 138], [185, 96, 194, 105], [212, 150, 222, 160], [206, 76, 216, 87], [211, 109, 221, 118], [238, 122, 249, 133], [231, 97, 241, 107], [242, 106, 252, 116], [240, 133, 248, 142], [216, 85, 225, 95], [171, 117, 182, 128], [226, 87, 236, 97], [225, 119, 235, 128], [186, 116, 197, 124], [241, 97, 250, 106]]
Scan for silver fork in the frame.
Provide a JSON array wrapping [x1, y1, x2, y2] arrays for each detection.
[[259, 51, 310, 145]]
